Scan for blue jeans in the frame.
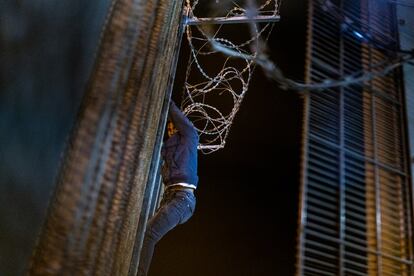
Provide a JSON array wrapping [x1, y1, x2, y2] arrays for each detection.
[[138, 189, 196, 276]]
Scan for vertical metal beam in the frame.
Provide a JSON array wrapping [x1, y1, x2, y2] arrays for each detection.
[[128, 13, 186, 275], [295, 1, 314, 274], [338, 1, 346, 275], [396, 3, 414, 274], [28, 0, 185, 274], [364, 0, 383, 274], [148, 161, 163, 217], [390, 7, 412, 275]]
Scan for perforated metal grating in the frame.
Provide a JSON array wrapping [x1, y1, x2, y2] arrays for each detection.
[[297, 0, 414, 275]]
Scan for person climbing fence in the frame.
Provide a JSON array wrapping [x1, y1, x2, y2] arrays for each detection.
[[138, 100, 199, 276]]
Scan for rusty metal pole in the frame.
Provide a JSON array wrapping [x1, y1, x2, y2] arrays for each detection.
[[29, 0, 184, 275]]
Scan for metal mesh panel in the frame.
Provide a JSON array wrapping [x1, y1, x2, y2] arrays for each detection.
[[29, 0, 185, 274], [297, 0, 414, 275]]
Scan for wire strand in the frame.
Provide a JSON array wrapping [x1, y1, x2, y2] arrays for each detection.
[[183, 0, 280, 154]]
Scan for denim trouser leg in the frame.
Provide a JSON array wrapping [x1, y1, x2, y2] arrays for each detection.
[[138, 190, 196, 276]]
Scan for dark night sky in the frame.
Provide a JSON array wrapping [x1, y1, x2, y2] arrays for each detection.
[[150, 2, 306, 275]]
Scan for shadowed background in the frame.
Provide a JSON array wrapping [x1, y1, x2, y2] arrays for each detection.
[[0, 2, 112, 274], [0, 1, 305, 275]]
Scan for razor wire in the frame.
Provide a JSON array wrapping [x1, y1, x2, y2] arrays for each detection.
[[209, 0, 414, 92], [182, 0, 281, 154]]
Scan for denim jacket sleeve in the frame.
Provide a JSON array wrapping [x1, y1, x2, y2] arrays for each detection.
[[168, 101, 198, 139]]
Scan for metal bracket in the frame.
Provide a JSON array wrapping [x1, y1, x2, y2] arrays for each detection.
[[184, 15, 280, 25]]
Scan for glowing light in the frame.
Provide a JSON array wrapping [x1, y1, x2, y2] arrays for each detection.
[[352, 30, 364, 40]]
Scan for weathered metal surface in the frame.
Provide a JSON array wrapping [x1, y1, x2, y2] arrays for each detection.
[[29, 0, 184, 274]]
